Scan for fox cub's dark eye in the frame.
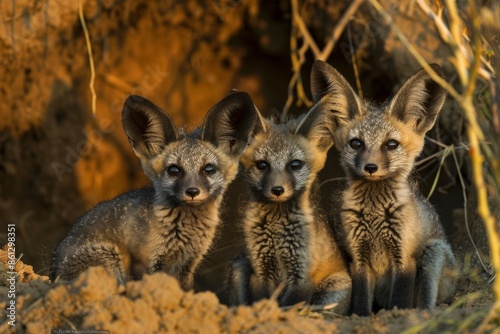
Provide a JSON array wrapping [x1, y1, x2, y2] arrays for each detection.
[[386, 140, 399, 150], [256, 161, 269, 170], [349, 139, 363, 149], [167, 165, 181, 176], [289, 160, 303, 170], [203, 164, 216, 175]]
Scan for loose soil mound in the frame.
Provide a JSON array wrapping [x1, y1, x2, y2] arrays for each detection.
[[1, 261, 338, 333], [0, 248, 497, 334]]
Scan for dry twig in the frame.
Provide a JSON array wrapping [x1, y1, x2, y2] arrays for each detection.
[[79, 0, 97, 117], [283, 0, 365, 119], [318, 0, 365, 61]]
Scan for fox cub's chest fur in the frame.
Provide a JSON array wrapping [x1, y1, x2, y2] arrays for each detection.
[[342, 181, 421, 273], [145, 203, 219, 272], [245, 201, 311, 281]]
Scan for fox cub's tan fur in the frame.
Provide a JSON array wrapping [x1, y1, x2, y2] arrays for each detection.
[[311, 60, 457, 316], [52, 93, 257, 289], [227, 106, 351, 313]]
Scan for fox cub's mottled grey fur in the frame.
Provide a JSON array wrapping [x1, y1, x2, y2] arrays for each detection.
[[312, 60, 457, 316], [227, 106, 351, 313], [52, 92, 257, 289]]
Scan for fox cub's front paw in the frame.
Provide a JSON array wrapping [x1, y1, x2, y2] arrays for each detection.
[[278, 278, 314, 306]]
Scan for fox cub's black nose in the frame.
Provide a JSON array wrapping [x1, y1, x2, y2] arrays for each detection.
[[364, 163, 378, 175], [271, 186, 285, 197], [185, 187, 201, 199]]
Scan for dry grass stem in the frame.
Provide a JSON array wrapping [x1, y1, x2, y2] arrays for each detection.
[[443, 0, 469, 86], [347, 24, 364, 99], [452, 148, 492, 275], [290, 0, 320, 58], [79, 0, 97, 117], [318, 0, 365, 61], [283, 0, 365, 120]]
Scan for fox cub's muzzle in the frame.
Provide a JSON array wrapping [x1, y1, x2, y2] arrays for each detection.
[[263, 171, 294, 202], [175, 181, 211, 206]]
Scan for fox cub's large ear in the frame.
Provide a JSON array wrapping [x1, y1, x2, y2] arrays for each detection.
[[295, 105, 335, 152], [227, 88, 268, 135], [122, 95, 178, 160], [310, 60, 363, 129], [201, 91, 257, 158], [389, 64, 447, 134], [251, 107, 268, 136]]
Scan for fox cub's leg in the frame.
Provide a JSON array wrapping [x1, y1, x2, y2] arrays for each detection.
[[311, 271, 352, 315], [350, 263, 376, 316], [279, 277, 315, 306], [227, 255, 254, 305], [243, 269, 314, 306], [158, 256, 200, 291], [247, 275, 313, 306], [179, 267, 195, 291], [416, 239, 457, 308], [249, 275, 274, 303], [389, 260, 417, 310], [57, 242, 129, 285]]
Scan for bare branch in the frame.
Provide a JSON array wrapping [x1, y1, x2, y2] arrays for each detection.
[[79, 0, 97, 117], [319, 0, 365, 61]]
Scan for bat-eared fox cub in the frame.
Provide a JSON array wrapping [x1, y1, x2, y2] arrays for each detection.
[[227, 103, 352, 314], [311, 60, 457, 315], [52, 92, 257, 289]]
